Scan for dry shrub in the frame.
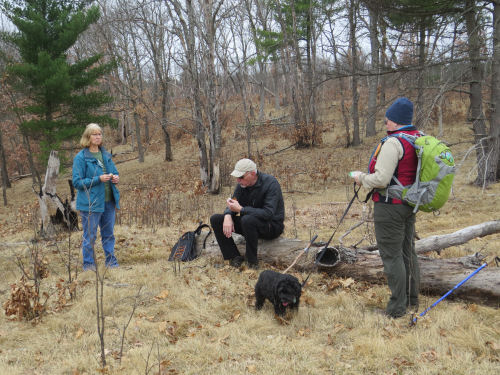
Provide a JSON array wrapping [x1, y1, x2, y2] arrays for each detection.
[[117, 185, 171, 227], [3, 276, 46, 321], [193, 179, 207, 196], [442, 92, 468, 124], [17, 201, 40, 226], [291, 122, 323, 147], [54, 278, 77, 312]]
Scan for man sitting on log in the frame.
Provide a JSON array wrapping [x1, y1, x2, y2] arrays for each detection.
[[210, 158, 285, 269]]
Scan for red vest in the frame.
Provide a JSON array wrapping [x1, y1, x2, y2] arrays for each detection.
[[368, 127, 421, 204]]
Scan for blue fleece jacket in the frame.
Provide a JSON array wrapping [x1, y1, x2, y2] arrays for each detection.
[[72, 147, 120, 212]]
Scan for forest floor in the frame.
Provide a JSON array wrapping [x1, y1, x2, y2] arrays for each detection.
[[0, 105, 499, 374]]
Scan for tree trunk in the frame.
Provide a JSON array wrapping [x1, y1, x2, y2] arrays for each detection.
[[488, 0, 500, 183], [273, 61, 280, 110], [465, 0, 489, 186], [200, 221, 500, 306], [306, 0, 318, 146], [161, 87, 173, 161], [132, 103, 145, 163], [25, 136, 41, 187], [366, 6, 379, 137], [202, 0, 221, 194], [259, 77, 265, 122], [0, 126, 11, 189], [37, 151, 66, 236], [349, 0, 360, 146], [168, 0, 210, 186], [379, 20, 387, 108], [120, 113, 127, 145], [1, 169, 6, 206], [288, 2, 305, 143], [415, 23, 426, 129], [331, 34, 351, 147]]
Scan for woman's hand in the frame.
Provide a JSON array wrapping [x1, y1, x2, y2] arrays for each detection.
[[100, 173, 112, 182], [111, 174, 119, 184], [349, 171, 362, 186]]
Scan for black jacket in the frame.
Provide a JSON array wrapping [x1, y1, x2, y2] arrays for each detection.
[[224, 172, 285, 224]]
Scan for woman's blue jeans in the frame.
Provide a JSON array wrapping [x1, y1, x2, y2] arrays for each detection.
[[80, 201, 118, 269]]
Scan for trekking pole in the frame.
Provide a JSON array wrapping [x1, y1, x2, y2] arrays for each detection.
[[283, 234, 318, 274], [315, 183, 361, 265], [411, 262, 488, 325], [302, 184, 361, 286]]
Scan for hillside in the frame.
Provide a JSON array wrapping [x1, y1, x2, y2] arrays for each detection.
[[0, 106, 499, 374]]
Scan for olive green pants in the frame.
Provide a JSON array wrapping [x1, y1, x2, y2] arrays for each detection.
[[374, 202, 420, 317]]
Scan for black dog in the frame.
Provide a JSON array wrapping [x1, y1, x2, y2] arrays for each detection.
[[255, 270, 302, 316]]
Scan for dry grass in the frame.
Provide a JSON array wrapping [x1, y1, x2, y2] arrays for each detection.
[[0, 103, 499, 374]]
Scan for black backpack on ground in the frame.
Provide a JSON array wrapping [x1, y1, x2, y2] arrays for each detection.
[[168, 223, 212, 262]]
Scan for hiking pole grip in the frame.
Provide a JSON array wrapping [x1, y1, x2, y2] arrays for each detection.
[[412, 262, 488, 325], [283, 234, 318, 274]]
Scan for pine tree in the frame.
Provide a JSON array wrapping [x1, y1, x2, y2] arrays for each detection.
[[2, 0, 115, 160]]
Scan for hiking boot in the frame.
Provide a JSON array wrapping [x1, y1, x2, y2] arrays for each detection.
[[374, 308, 404, 319], [229, 256, 244, 268]]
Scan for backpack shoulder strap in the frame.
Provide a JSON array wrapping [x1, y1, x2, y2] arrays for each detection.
[[194, 223, 212, 249], [194, 223, 210, 234], [388, 133, 418, 149]]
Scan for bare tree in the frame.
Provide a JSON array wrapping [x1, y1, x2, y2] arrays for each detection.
[[225, 4, 255, 158], [349, 0, 361, 146], [488, 0, 500, 183], [136, 1, 174, 161], [464, 0, 488, 186], [166, 0, 210, 185], [166, 0, 230, 193], [366, 4, 379, 136], [322, 3, 352, 146], [94, 0, 147, 163], [0, 124, 10, 194], [201, 0, 223, 193], [244, 0, 271, 121]]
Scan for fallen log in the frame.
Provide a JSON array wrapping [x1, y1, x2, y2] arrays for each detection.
[[415, 220, 500, 255], [199, 228, 500, 307]]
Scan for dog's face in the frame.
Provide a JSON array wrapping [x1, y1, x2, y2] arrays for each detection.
[[276, 277, 301, 307]]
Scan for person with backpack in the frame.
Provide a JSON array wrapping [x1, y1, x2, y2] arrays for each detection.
[[72, 123, 120, 271], [349, 97, 420, 318], [210, 158, 285, 269]]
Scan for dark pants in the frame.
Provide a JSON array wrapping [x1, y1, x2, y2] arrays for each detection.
[[374, 202, 420, 317], [210, 214, 283, 265]]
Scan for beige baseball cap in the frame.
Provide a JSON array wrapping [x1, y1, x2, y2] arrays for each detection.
[[230, 158, 257, 177]]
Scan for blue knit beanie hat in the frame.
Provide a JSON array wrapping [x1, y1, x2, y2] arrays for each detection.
[[385, 97, 413, 125]]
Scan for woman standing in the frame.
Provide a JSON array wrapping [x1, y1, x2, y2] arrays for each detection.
[[72, 123, 120, 271], [350, 98, 420, 318]]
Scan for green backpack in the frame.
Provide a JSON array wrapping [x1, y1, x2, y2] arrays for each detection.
[[385, 134, 455, 213]]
